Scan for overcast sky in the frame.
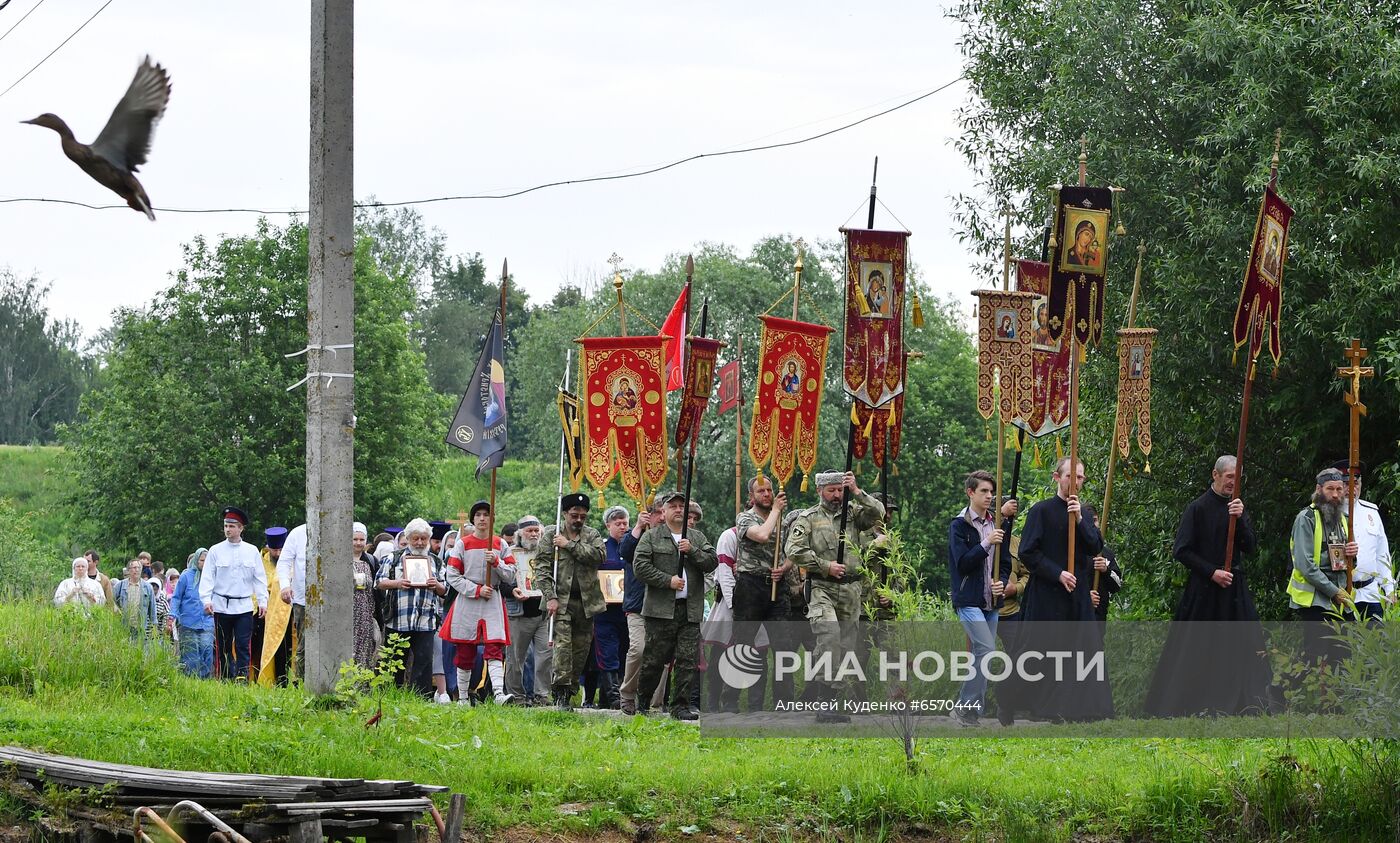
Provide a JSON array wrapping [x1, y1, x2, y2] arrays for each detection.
[[2, 1, 985, 335]]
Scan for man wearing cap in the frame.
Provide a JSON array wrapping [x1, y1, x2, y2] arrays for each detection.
[[634, 491, 718, 720], [275, 523, 309, 680], [199, 507, 268, 680], [725, 475, 791, 712], [440, 501, 518, 705], [533, 492, 607, 710], [1289, 467, 1359, 665], [1334, 460, 1393, 623], [505, 515, 552, 704], [786, 470, 884, 722], [253, 527, 293, 685]]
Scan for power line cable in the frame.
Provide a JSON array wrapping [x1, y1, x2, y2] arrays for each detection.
[[0, 0, 116, 101], [0, 0, 49, 48], [1, 75, 963, 215]]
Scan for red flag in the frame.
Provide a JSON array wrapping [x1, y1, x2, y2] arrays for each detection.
[[660, 282, 689, 391], [716, 359, 741, 413]]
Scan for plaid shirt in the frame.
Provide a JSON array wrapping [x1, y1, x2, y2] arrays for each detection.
[[376, 550, 446, 633]]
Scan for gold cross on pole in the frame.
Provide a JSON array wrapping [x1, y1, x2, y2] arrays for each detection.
[[1337, 338, 1375, 417], [1336, 338, 1374, 584]]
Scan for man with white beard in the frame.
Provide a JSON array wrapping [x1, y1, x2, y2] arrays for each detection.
[[1287, 467, 1359, 666], [505, 515, 552, 705]]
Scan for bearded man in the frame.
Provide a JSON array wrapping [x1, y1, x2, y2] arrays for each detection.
[[1288, 467, 1359, 667]]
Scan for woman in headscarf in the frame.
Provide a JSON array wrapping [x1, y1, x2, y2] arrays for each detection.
[[171, 548, 214, 677], [54, 557, 105, 610], [352, 523, 379, 670]]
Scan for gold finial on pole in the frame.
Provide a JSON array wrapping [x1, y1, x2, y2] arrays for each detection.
[[1078, 135, 1088, 187], [609, 252, 627, 335]]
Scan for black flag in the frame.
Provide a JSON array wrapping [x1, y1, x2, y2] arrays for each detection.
[[446, 310, 508, 477]]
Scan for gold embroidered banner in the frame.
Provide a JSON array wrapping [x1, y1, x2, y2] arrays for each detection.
[[1014, 259, 1071, 437], [674, 336, 725, 448], [578, 335, 670, 505], [841, 228, 908, 407], [1114, 328, 1156, 458], [748, 315, 832, 487], [851, 394, 902, 468], [975, 289, 1037, 421]]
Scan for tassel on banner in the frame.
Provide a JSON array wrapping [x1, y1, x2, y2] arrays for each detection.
[[853, 279, 872, 316], [892, 463, 899, 477], [911, 292, 925, 328], [863, 410, 874, 439], [800, 472, 810, 492], [1143, 460, 1152, 475], [1032, 441, 1043, 468], [570, 419, 580, 438], [1056, 435, 1064, 462], [1232, 346, 1239, 368]]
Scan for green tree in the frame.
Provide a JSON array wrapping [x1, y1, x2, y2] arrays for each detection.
[[66, 219, 441, 563], [0, 273, 92, 444], [952, 0, 1400, 617]]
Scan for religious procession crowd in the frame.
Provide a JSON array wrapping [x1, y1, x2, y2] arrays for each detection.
[[50, 450, 1391, 725]]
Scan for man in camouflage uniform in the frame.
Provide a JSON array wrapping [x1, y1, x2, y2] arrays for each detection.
[[785, 469, 884, 722], [633, 491, 718, 720], [724, 475, 791, 711], [534, 492, 607, 711]]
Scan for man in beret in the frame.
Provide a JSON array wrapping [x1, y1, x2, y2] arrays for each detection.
[[786, 470, 885, 722], [1288, 467, 1359, 666], [634, 491, 718, 720], [534, 493, 607, 710], [199, 507, 268, 680]]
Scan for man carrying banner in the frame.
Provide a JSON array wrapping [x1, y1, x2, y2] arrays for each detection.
[[1146, 455, 1273, 717], [786, 470, 884, 722], [535, 493, 607, 711], [633, 490, 718, 721]]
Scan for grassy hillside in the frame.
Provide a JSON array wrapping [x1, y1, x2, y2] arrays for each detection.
[[0, 602, 1393, 841]]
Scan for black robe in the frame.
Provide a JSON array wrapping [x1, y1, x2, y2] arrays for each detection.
[[1145, 488, 1273, 717], [1018, 496, 1113, 721]]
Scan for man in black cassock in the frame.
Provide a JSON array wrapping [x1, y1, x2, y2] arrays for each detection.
[[1145, 455, 1273, 717], [1019, 457, 1114, 722]]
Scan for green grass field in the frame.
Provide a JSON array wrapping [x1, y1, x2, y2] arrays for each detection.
[[0, 445, 72, 541], [0, 603, 1394, 842]]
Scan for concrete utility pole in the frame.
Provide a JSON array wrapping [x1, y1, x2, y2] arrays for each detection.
[[305, 0, 355, 694]]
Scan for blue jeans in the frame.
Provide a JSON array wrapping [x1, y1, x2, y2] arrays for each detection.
[[178, 626, 214, 678], [955, 606, 999, 717]]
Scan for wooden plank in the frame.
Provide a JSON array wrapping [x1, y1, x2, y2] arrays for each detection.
[[288, 816, 323, 843], [442, 793, 465, 843]]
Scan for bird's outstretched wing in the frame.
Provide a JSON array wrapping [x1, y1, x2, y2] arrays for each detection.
[[90, 55, 171, 174]]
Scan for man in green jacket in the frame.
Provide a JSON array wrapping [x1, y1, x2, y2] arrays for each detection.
[[786, 470, 885, 722], [1287, 467, 1358, 666], [634, 490, 718, 720], [535, 493, 608, 710]]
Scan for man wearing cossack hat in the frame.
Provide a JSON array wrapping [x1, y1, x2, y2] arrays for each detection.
[[199, 506, 268, 680], [533, 492, 607, 710]]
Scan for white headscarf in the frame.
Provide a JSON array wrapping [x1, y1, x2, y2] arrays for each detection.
[[353, 522, 367, 538]]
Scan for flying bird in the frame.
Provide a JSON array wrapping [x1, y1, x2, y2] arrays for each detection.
[[22, 55, 171, 220]]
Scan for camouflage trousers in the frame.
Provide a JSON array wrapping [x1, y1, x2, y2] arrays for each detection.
[[807, 579, 862, 697], [637, 610, 700, 714], [550, 594, 592, 695]]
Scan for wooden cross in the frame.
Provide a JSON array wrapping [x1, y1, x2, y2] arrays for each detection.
[[1336, 339, 1374, 582]]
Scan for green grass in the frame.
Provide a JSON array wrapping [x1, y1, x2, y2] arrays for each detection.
[[0, 445, 73, 544], [0, 603, 1394, 841]]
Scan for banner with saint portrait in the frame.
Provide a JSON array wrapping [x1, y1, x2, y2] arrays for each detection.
[[975, 289, 1037, 422], [1047, 186, 1117, 348], [1012, 259, 1071, 437], [851, 394, 902, 469], [840, 228, 908, 407], [577, 335, 670, 505], [1233, 184, 1292, 367], [748, 315, 832, 488], [674, 336, 725, 448], [1114, 328, 1156, 460]]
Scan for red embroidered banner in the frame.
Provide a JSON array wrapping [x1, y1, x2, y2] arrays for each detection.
[[1233, 184, 1291, 367], [716, 359, 741, 414], [748, 316, 832, 487], [841, 228, 908, 407], [1014, 259, 1071, 438], [975, 289, 1037, 421], [851, 395, 903, 468], [577, 335, 670, 505], [674, 337, 725, 448]]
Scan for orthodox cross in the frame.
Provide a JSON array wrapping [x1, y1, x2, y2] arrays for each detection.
[[1336, 338, 1374, 575]]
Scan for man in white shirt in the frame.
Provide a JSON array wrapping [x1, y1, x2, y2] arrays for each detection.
[[275, 523, 308, 679], [1335, 461, 1394, 622], [200, 506, 268, 680]]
